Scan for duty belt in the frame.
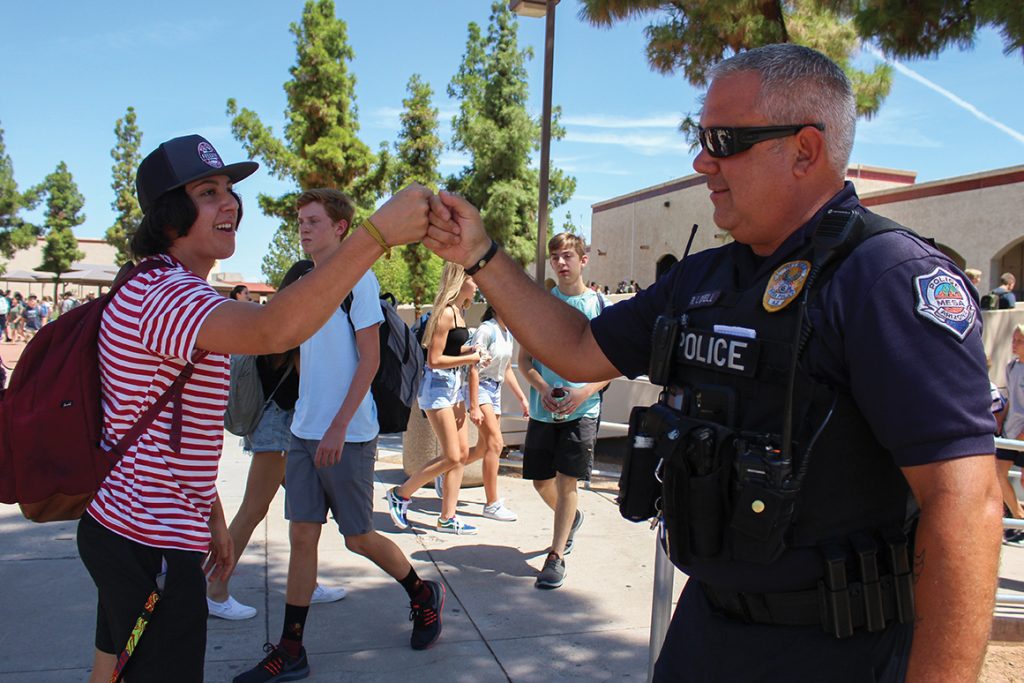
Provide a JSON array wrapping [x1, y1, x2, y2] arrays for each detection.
[[699, 534, 916, 639]]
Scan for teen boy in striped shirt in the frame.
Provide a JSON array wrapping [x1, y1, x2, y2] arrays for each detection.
[[78, 134, 434, 683]]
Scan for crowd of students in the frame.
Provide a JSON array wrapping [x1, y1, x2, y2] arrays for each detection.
[[0, 290, 84, 341], [57, 132, 609, 683]]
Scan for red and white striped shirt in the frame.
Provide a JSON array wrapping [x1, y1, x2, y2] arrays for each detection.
[[87, 254, 230, 552]]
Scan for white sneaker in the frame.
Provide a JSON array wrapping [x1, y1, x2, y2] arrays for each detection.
[[434, 472, 445, 498], [310, 583, 348, 604], [207, 595, 256, 620], [483, 500, 518, 522]]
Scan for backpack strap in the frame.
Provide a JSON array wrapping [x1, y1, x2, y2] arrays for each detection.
[[261, 359, 295, 409], [104, 259, 212, 455], [110, 351, 209, 457]]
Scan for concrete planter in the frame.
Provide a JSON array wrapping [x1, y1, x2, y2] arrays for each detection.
[[401, 407, 483, 487]]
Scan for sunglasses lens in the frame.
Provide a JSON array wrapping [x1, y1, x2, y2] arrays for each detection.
[[699, 127, 734, 158]]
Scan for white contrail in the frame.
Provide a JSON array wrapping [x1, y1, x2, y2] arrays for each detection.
[[865, 44, 1024, 145]]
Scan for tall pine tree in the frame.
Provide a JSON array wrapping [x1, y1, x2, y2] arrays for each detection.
[[391, 74, 444, 310], [227, 0, 388, 284], [105, 106, 143, 266], [0, 123, 40, 274], [448, 2, 576, 270], [39, 162, 86, 301]]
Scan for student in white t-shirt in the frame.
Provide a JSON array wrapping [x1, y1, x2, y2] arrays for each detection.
[[234, 190, 446, 683], [78, 135, 434, 683], [463, 305, 529, 521]]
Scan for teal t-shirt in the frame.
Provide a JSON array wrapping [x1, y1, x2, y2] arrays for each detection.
[[527, 287, 605, 423]]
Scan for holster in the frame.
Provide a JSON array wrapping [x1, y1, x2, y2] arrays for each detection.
[[652, 405, 734, 564], [617, 406, 662, 522]]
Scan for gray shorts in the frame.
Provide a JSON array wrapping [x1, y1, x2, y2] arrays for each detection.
[[285, 436, 378, 536]]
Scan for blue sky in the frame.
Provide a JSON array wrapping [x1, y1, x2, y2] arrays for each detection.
[[2, 1, 1022, 281]]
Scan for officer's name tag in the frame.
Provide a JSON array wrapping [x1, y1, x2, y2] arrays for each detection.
[[676, 328, 760, 376]]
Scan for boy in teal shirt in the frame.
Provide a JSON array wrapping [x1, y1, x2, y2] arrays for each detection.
[[518, 233, 609, 589]]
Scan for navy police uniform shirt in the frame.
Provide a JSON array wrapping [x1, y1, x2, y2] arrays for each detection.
[[591, 182, 995, 469], [592, 182, 994, 682]]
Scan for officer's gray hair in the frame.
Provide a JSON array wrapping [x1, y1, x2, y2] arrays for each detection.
[[710, 44, 856, 179]]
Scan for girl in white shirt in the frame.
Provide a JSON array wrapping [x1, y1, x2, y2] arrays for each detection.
[[464, 306, 529, 521]]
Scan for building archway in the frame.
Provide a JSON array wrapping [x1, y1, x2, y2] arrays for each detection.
[[656, 253, 678, 281], [990, 235, 1024, 297]]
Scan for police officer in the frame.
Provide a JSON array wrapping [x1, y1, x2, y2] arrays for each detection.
[[424, 43, 1002, 683]]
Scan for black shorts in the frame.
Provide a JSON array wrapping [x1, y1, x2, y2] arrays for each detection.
[[522, 417, 597, 481], [996, 447, 1024, 466], [77, 514, 207, 682]]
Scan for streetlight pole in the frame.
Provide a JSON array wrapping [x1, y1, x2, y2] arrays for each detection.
[[511, 0, 559, 284]]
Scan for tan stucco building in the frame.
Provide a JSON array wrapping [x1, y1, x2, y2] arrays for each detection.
[[589, 164, 1024, 294]]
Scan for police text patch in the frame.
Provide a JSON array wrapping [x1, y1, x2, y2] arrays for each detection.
[[913, 267, 976, 341], [676, 328, 760, 377]]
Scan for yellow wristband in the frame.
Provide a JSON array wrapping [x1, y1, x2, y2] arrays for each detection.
[[360, 218, 391, 259]]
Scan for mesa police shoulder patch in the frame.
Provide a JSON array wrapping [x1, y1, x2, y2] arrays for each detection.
[[913, 266, 976, 341], [763, 260, 811, 313]]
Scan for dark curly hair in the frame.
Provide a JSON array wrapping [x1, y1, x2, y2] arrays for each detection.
[[129, 188, 244, 259]]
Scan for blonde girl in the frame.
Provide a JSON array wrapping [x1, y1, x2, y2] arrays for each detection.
[[386, 262, 485, 534]]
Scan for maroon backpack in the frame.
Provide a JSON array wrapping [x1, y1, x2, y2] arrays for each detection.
[[0, 260, 200, 522]]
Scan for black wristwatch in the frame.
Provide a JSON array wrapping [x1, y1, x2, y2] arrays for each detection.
[[465, 239, 499, 276]]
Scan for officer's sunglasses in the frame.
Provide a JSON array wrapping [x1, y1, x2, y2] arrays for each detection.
[[697, 123, 825, 158]]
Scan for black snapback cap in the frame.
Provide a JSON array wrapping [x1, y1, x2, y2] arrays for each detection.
[[136, 134, 258, 213]]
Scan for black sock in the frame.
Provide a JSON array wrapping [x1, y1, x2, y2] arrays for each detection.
[[279, 603, 310, 657], [399, 567, 425, 600]]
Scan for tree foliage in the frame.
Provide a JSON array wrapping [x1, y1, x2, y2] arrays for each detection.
[[579, 0, 893, 120], [389, 73, 444, 310], [226, 0, 388, 284], [447, 1, 576, 270], [371, 248, 445, 306], [38, 162, 86, 300], [832, 0, 1024, 60], [0, 123, 40, 274], [580, 1, 1024, 127], [105, 106, 142, 266]]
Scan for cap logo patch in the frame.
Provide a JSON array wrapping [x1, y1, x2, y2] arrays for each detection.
[[196, 141, 223, 168], [763, 260, 810, 312], [914, 266, 976, 341]]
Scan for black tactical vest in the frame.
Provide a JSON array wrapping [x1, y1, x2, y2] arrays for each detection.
[[659, 230, 915, 585]]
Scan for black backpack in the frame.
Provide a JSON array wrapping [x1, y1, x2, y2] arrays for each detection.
[[342, 292, 424, 434], [411, 311, 431, 360]]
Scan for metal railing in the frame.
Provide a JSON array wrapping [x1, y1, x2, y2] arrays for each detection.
[[996, 437, 1024, 606]]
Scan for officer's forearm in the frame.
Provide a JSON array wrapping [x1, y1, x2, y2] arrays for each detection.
[[902, 457, 1001, 682], [472, 250, 617, 382]]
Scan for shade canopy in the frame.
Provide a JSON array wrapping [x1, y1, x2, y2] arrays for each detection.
[[1, 269, 43, 283]]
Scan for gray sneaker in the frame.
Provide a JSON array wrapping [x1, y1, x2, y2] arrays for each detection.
[[535, 552, 565, 589], [564, 509, 585, 555]]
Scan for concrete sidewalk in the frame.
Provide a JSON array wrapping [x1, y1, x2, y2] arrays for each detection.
[[3, 431, 1024, 681], [0, 434, 667, 682]]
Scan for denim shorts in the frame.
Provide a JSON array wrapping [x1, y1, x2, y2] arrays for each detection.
[[417, 367, 463, 410], [460, 377, 502, 415], [243, 402, 295, 454]]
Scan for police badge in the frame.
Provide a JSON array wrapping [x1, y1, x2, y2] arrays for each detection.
[[763, 260, 811, 312]]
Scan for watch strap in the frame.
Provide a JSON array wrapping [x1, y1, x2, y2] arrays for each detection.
[[465, 239, 499, 276]]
